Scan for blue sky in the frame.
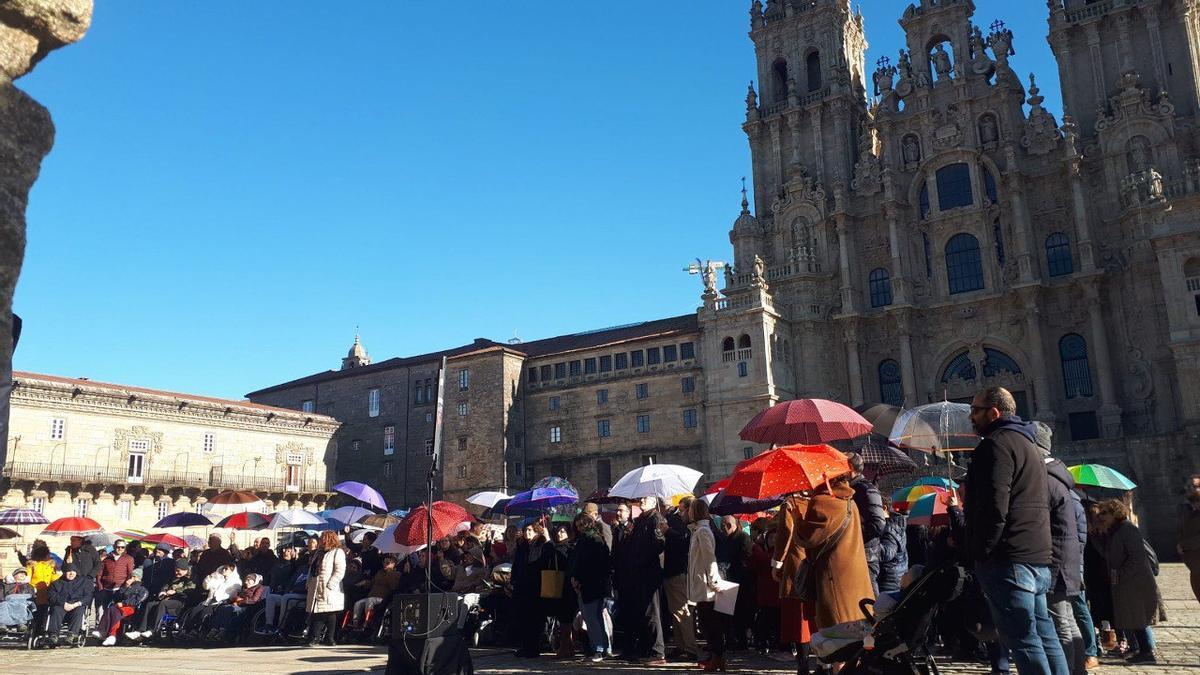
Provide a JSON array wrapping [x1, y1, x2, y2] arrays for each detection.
[[15, 1, 1062, 400]]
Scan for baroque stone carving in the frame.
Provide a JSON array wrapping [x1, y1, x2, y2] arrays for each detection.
[[1095, 70, 1175, 133], [932, 104, 965, 149], [114, 426, 165, 457], [275, 441, 315, 467], [852, 122, 882, 196], [1022, 74, 1061, 155]]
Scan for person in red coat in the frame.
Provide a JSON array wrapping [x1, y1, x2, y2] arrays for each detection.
[[95, 540, 136, 615]]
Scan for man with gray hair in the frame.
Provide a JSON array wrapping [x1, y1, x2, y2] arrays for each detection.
[[964, 387, 1067, 675]]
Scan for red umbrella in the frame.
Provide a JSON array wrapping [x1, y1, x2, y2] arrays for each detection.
[[42, 517, 103, 536], [725, 444, 852, 499], [740, 399, 873, 445], [214, 512, 271, 530], [705, 477, 731, 495], [141, 533, 189, 549], [392, 502, 472, 547]]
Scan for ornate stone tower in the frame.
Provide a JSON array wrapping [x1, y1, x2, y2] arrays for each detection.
[[341, 333, 371, 370]]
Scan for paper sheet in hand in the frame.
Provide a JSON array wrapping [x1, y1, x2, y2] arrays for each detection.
[[713, 580, 739, 615]]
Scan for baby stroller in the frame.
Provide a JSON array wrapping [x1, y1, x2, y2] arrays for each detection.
[[816, 562, 967, 675]]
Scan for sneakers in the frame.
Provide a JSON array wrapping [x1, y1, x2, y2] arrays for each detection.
[[102, 635, 117, 646], [1127, 652, 1158, 665], [125, 631, 141, 641], [90, 630, 102, 639], [1083, 656, 1100, 670], [589, 653, 605, 663]]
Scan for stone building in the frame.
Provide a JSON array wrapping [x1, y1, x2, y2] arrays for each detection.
[[251, 0, 1200, 551], [1, 372, 339, 567]]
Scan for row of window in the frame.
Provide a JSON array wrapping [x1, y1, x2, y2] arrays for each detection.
[[868, 231, 1077, 308], [45, 419, 215, 455], [528, 342, 696, 383], [549, 409, 699, 442], [547, 377, 696, 411], [355, 425, 437, 457]]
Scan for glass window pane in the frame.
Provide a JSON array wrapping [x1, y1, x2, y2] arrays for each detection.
[[936, 163, 974, 210], [945, 233, 984, 294]]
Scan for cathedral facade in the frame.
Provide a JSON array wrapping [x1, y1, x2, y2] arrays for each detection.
[[249, 0, 1200, 552]]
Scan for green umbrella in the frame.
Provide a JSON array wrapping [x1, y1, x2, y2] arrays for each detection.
[[1068, 464, 1137, 490]]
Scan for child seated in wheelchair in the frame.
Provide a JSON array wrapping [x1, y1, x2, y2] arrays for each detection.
[[95, 568, 149, 645], [128, 558, 196, 641], [44, 562, 93, 647], [0, 568, 34, 634]]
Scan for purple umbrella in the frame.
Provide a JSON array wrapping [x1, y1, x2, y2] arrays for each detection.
[[183, 534, 205, 549], [333, 481, 387, 511], [327, 506, 375, 524], [153, 512, 214, 528], [504, 487, 578, 515], [0, 508, 49, 525]]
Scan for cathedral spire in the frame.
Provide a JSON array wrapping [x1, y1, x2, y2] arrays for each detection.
[[740, 177, 750, 214], [341, 329, 371, 370]]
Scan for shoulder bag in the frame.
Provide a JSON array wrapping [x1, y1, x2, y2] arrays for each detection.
[[540, 550, 565, 599], [791, 500, 853, 603]]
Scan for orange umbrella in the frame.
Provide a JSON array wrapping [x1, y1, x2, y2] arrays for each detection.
[[724, 444, 851, 499]]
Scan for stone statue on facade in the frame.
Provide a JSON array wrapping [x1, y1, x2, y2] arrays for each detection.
[[702, 263, 718, 295], [902, 135, 921, 167], [1127, 136, 1152, 172], [873, 61, 896, 97], [752, 254, 765, 285], [932, 43, 953, 81], [1022, 74, 1061, 155], [895, 49, 914, 97], [745, 82, 759, 122], [724, 264, 736, 289], [979, 113, 999, 148]]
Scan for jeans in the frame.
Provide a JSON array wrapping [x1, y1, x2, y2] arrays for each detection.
[[579, 598, 610, 655], [1129, 626, 1156, 655], [975, 561, 1069, 675], [987, 640, 1011, 674], [1069, 592, 1096, 658], [1047, 593, 1085, 675]]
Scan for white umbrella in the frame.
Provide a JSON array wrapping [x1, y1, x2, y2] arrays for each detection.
[[347, 526, 383, 545], [372, 524, 426, 555], [267, 508, 326, 530], [466, 491, 511, 508], [608, 464, 704, 500]]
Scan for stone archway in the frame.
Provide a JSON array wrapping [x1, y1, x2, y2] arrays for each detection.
[[936, 345, 1031, 418]]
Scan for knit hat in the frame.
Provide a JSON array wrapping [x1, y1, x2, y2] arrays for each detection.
[[131, 567, 143, 580], [174, 559, 191, 571], [62, 562, 77, 573], [1033, 421, 1053, 457]]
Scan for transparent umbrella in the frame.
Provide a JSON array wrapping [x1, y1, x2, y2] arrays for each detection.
[[889, 401, 979, 480]]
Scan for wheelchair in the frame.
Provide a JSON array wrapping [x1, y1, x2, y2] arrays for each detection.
[[27, 603, 91, 650], [339, 602, 391, 645]]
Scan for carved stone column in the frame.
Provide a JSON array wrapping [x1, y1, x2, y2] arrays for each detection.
[[897, 310, 918, 406], [1067, 156, 1097, 271], [1084, 282, 1124, 436], [885, 202, 910, 303], [842, 318, 865, 406], [1020, 291, 1055, 422], [1003, 145, 1036, 283], [769, 119, 783, 197], [0, 1, 95, 469]]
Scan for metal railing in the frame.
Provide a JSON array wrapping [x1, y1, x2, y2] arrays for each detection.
[[2, 461, 330, 494]]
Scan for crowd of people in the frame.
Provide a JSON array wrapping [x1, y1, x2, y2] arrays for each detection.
[[0, 386, 1196, 674]]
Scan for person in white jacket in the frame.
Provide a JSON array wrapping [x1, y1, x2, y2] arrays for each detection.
[[687, 498, 729, 672], [180, 564, 241, 637]]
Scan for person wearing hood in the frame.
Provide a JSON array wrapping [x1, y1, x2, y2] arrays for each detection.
[[1035, 422, 1087, 675], [846, 452, 887, 595], [180, 563, 242, 636], [964, 387, 1068, 675], [46, 562, 94, 645], [210, 571, 266, 642], [130, 558, 196, 640], [95, 568, 148, 645], [64, 535, 101, 583], [877, 499, 908, 593]]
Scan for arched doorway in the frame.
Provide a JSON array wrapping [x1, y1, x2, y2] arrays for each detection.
[[938, 347, 1030, 418]]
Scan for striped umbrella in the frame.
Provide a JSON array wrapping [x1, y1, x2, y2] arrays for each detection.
[[0, 508, 50, 525], [908, 492, 951, 527], [890, 485, 948, 512], [112, 529, 149, 541], [1069, 464, 1137, 490], [142, 533, 189, 549]]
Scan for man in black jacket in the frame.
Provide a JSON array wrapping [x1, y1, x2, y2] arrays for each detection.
[[661, 497, 697, 660], [64, 536, 101, 583], [1036, 422, 1087, 675], [964, 387, 1068, 675], [47, 562, 94, 644], [848, 453, 887, 594], [623, 498, 667, 664]]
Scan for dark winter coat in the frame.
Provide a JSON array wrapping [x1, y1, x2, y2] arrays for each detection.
[[65, 542, 101, 580], [662, 511, 690, 578], [716, 527, 753, 584], [266, 559, 296, 595], [850, 475, 886, 562], [877, 514, 908, 593], [1045, 459, 1084, 596], [512, 538, 549, 599], [114, 582, 149, 609], [626, 510, 667, 591], [48, 574, 94, 607], [964, 416, 1052, 566], [1103, 519, 1159, 630]]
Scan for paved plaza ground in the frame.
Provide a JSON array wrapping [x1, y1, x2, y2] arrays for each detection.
[[3, 564, 1196, 674]]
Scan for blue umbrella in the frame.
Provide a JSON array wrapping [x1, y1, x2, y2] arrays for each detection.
[[326, 506, 375, 524], [912, 476, 959, 489], [504, 487, 578, 515], [153, 512, 214, 528]]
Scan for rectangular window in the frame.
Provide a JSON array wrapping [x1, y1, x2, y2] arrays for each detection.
[[514, 461, 523, 477], [680, 342, 695, 360], [383, 461, 393, 479], [368, 388, 381, 417], [424, 438, 434, 455], [414, 383, 424, 404], [569, 360, 582, 377], [596, 459, 612, 489], [458, 437, 467, 451], [614, 353, 628, 370], [635, 383, 648, 399], [647, 347, 661, 365], [631, 350, 645, 368], [424, 378, 433, 402], [425, 412, 433, 423], [157, 501, 170, 522], [597, 419, 611, 437], [457, 465, 467, 479], [738, 362, 749, 377], [127, 451, 145, 484], [30, 496, 45, 513], [528, 367, 538, 383], [203, 433, 215, 453], [599, 355, 613, 372], [301, 400, 314, 413], [458, 368, 470, 391], [49, 418, 65, 440], [74, 498, 89, 518], [683, 409, 698, 428], [549, 396, 560, 411], [1068, 412, 1101, 441], [514, 433, 523, 449], [743, 447, 754, 460], [641, 454, 657, 466], [540, 365, 552, 381], [682, 376, 695, 393], [597, 388, 608, 404], [663, 345, 678, 362], [637, 414, 650, 433], [384, 425, 395, 455], [550, 426, 562, 443], [286, 464, 301, 490], [936, 163, 974, 211], [118, 500, 131, 522], [584, 357, 597, 374], [352, 440, 360, 453], [554, 363, 566, 379], [457, 402, 468, 416]]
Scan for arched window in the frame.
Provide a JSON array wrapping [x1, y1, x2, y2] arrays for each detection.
[[878, 360, 903, 407], [806, 51, 822, 92], [984, 166, 998, 203], [772, 59, 790, 102], [722, 337, 735, 352], [982, 348, 1022, 377], [738, 334, 751, 349], [868, 268, 893, 308], [918, 182, 930, 220], [936, 163, 973, 210], [945, 233, 984, 294], [941, 351, 977, 383], [1046, 233, 1073, 277], [994, 222, 1006, 266], [1060, 334, 1094, 398]]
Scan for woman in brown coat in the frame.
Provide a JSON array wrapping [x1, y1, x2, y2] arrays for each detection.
[[791, 475, 875, 630], [773, 492, 816, 674]]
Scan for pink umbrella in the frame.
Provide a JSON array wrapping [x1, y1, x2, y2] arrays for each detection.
[[740, 399, 873, 445]]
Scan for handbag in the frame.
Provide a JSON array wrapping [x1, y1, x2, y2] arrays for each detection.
[[791, 501, 853, 602], [540, 552, 565, 600]]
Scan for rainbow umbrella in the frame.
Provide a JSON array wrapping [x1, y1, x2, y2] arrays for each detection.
[[908, 492, 950, 527], [112, 529, 149, 541], [1068, 464, 1137, 490], [912, 476, 959, 490], [890, 485, 947, 511]]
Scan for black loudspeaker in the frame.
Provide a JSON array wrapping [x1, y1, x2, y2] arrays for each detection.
[[390, 593, 465, 641]]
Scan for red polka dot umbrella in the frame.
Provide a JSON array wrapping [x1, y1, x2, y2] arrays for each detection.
[[739, 399, 873, 445], [392, 501, 472, 549], [724, 444, 852, 499]]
